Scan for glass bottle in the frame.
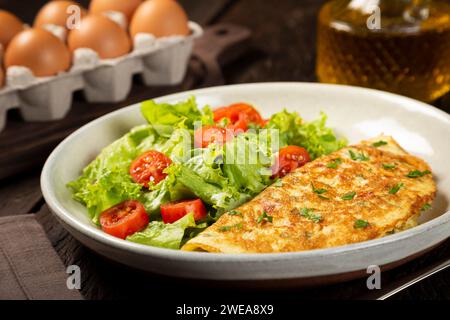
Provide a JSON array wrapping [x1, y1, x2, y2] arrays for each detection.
[[316, 0, 450, 102]]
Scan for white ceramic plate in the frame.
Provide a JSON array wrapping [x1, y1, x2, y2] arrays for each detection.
[[41, 83, 450, 283]]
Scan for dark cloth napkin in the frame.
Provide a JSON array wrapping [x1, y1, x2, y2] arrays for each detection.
[[0, 214, 82, 300]]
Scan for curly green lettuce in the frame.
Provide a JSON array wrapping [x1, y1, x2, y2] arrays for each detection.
[[153, 130, 274, 219], [127, 213, 206, 249], [141, 96, 213, 137], [67, 98, 214, 224], [67, 125, 162, 224], [266, 109, 347, 159]]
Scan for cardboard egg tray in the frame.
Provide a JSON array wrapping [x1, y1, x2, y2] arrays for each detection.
[[0, 22, 203, 132]]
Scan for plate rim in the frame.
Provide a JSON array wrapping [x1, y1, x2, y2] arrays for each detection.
[[41, 82, 450, 265]]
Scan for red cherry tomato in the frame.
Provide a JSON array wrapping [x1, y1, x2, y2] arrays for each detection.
[[194, 125, 233, 148], [160, 199, 207, 224], [272, 146, 311, 178], [213, 103, 265, 131], [229, 114, 249, 133], [99, 200, 149, 239], [130, 150, 172, 187]]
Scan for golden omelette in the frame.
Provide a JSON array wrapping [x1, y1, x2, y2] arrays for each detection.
[[182, 136, 436, 253]]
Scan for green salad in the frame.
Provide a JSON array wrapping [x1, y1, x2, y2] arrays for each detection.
[[68, 97, 346, 249]]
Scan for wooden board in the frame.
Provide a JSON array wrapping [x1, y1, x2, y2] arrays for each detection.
[[0, 170, 43, 216]]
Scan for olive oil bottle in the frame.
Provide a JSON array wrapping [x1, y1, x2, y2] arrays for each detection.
[[317, 0, 450, 102]]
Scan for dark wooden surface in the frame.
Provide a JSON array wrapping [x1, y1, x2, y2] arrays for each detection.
[[0, 0, 449, 300]]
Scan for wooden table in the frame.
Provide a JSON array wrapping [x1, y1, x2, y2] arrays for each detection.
[[0, 0, 449, 300]]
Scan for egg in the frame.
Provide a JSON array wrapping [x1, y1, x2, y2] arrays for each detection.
[[5, 29, 72, 77], [68, 15, 131, 59], [0, 10, 25, 49], [90, 0, 142, 23], [0, 66, 4, 88], [34, 1, 87, 31], [130, 0, 189, 38]]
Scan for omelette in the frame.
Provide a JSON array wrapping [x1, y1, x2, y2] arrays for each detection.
[[182, 136, 436, 253]]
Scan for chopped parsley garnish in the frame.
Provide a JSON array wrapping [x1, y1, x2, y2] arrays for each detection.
[[326, 162, 338, 169], [354, 219, 370, 229], [372, 140, 388, 147], [406, 170, 431, 178], [341, 191, 356, 200], [300, 208, 322, 223], [257, 211, 273, 224], [228, 210, 243, 216], [382, 163, 396, 169], [389, 183, 404, 194], [311, 183, 327, 195], [218, 223, 243, 232], [326, 158, 342, 169], [349, 150, 369, 161], [218, 225, 232, 232], [273, 179, 283, 187], [311, 183, 330, 200], [421, 203, 432, 211]]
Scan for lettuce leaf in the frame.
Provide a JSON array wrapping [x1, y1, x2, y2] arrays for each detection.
[[222, 131, 273, 194], [141, 96, 213, 137], [126, 213, 200, 249], [158, 128, 193, 164], [265, 109, 303, 147], [267, 109, 347, 159], [69, 169, 144, 225], [153, 131, 274, 219], [294, 112, 347, 159], [67, 125, 164, 224], [142, 165, 195, 218]]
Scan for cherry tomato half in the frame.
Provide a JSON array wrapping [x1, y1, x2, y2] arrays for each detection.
[[272, 146, 311, 179], [213, 103, 265, 131], [194, 125, 234, 148], [130, 150, 172, 187], [100, 200, 149, 239], [160, 199, 207, 224]]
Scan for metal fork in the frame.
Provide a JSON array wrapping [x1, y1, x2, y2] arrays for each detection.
[[373, 258, 450, 300]]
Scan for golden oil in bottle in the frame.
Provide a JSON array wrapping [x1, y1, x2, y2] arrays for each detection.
[[317, 0, 450, 102]]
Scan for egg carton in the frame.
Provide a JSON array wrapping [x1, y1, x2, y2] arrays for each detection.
[[0, 21, 203, 132]]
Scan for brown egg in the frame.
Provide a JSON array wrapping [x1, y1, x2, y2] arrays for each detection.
[[130, 0, 189, 38], [34, 1, 87, 30], [0, 66, 4, 88], [5, 29, 71, 77], [90, 0, 142, 22], [0, 10, 25, 49], [68, 15, 131, 59]]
